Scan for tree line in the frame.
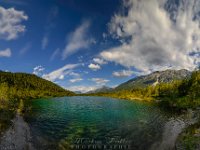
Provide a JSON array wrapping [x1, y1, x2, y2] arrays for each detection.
[[87, 70, 200, 110], [0, 72, 74, 110]]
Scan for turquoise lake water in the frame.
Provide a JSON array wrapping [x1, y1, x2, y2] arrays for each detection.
[[25, 96, 178, 150]]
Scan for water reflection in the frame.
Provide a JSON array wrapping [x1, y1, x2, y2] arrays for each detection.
[[25, 96, 179, 150]]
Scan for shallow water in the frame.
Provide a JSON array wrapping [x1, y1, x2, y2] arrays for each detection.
[[24, 96, 181, 150]]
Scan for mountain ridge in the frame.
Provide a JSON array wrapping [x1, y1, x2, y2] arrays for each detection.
[[86, 86, 113, 94], [115, 69, 191, 91]]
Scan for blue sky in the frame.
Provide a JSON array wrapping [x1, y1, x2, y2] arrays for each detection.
[[0, 0, 200, 92]]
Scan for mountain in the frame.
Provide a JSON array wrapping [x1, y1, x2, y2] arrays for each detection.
[[115, 69, 191, 91], [74, 91, 82, 94], [87, 86, 113, 94], [0, 71, 74, 100]]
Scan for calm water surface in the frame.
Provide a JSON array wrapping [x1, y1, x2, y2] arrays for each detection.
[[25, 96, 179, 150]]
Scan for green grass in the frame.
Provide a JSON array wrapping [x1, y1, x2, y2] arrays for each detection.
[[176, 121, 200, 150]]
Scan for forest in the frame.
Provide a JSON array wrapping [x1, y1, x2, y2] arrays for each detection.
[[0, 71, 74, 135], [87, 70, 200, 110], [0, 71, 75, 114], [0, 70, 200, 148]]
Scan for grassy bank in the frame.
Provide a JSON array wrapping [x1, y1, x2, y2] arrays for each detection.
[[0, 100, 17, 137], [176, 117, 200, 150]]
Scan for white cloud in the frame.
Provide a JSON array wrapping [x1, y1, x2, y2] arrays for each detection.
[[112, 70, 134, 78], [42, 64, 80, 82], [0, 48, 11, 57], [41, 36, 48, 50], [50, 48, 60, 61], [91, 78, 109, 85], [67, 85, 99, 93], [19, 42, 31, 55], [88, 63, 101, 71], [69, 72, 80, 77], [101, 0, 200, 73], [62, 20, 95, 59], [69, 78, 83, 83], [93, 58, 107, 65], [33, 65, 45, 76], [0, 6, 28, 40]]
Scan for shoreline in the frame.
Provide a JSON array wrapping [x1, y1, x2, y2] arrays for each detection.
[[175, 110, 200, 149], [0, 96, 199, 150], [151, 109, 199, 150], [0, 113, 35, 150]]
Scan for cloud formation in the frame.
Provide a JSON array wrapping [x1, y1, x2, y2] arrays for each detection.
[[0, 6, 28, 40], [93, 58, 107, 65], [91, 78, 109, 85], [33, 65, 45, 76], [62, 20, 95, 59], [41, 36, 48, 50], [19, 43, 31, 55], [68, 85, 99, 93], [42, 64, 80, 82], [69, 72, 81, 77], [88, 63, 101, 71], [112, 70, 134, 78], [50, 48, 60, 61], [68, 78, 109, 93], [69, 78, 83, 83], [0, 48, 11, 57], [101, 0, 200, 73]]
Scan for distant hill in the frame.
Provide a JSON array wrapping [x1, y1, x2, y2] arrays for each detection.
[[115, 69, 191, 91], [74, 91, 82, 94], [87, 86, 113, 94], [0, 71, 74, 100]]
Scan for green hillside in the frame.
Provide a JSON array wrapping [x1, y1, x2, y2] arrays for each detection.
[[0, 71, 74, 134], [88, 70, 200, 110], [0, 71, 74, 101]]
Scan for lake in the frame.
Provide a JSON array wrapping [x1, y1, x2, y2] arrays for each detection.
[[24, 96, 185, 150]]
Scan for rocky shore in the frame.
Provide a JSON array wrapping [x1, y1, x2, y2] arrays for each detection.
[[175, 109, 200, 150], [0, 113, 35, 150]]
